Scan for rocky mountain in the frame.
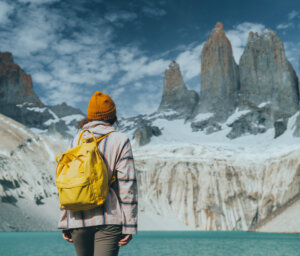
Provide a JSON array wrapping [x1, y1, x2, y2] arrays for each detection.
[[229, 30, 299, 139], [198, 22, 239, 118], [158, 61, 198, 118], [0, 52, 42, 106], [0, 52, 85, 138], [122, 22, 300, 144], [239, 30, 299, 116]]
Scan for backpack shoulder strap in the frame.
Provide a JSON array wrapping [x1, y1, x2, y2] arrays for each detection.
[[78, 129, 97, 145], [96, 131, 115, 143]]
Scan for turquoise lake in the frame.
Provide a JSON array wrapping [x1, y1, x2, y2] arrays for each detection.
[[0, 231, 299, 256]]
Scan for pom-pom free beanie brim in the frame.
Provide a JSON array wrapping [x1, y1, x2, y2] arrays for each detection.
[[87, 91, 116, 121]]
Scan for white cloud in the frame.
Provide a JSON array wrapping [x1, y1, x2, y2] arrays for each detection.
[[0, 5, 62, 57], [288, 10, 299, 20], [226, 22, 266, 63], [127, 91, 159, 117], [54, 39, 84, 55], [277, 22, 293, 30], [105, 10, 137, 25], [142, 7, 166, 17], [41, 82, 90, 107], [118, 52, 169, 85], [283, 41, 300, 74], [176, 43, 203, 81], [0, 1, 121, 107], [133, 82, 143, 89], [33, 72, 52, 84], [18, 0, 60, 4], [110, 87, 125, 100], [0, 1, 14, 24]]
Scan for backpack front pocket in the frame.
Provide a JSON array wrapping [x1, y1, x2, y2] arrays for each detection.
[[57, 177, 96, 210]]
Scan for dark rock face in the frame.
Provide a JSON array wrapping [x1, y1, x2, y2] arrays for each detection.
[[133, 125, 161, 147], [158, 61, 198, 118], [293, 113, 300, 137], [274, 119, 288, 138], [191, 117, 222, 134], [0, 52, 41, 106], [49, 102, 84, 118], [239, 30, 299, 118], [199, 22, 239, 118], [226, 107, 273, 139]]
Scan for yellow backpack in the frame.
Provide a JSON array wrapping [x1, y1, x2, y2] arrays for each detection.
[[55, 129, 115, 211]]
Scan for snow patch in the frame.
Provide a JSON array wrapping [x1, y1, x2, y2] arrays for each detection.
[[44, 109, 60, 125], [30, 128, 48, 134], [226, 108, 251, 125], [193, 112, 214, 122], [61, 114, 85, 125], [26, 107, 47, 113], [258, 101, 271, 108]]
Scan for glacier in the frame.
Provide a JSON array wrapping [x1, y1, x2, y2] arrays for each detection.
[[133, 111, 300, 232]]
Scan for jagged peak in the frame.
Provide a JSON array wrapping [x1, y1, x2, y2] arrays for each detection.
[[205, 22, 232, 52], [249, 31, 259, 38], [261, 28, 277, 40], [0, 52, 14, 65], [247, 28, 279, 44], [168, 60, 180, 70], [164, 60, 185, 88], [212, 22, 225, 34], [247, 31, 260, 44], [262, 28, 277, 35]]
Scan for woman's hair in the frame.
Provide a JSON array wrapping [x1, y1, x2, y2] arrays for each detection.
[[77, 116, 118, 129]]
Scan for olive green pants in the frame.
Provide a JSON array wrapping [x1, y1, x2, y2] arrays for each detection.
[[70, 225, 122, 256]]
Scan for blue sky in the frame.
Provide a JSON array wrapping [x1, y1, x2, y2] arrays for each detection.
[[0, 0, 299, 117]]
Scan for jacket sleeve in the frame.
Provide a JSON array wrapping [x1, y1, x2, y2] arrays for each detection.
[[115, 138, 138, 234], [58, 209, 68, 229]]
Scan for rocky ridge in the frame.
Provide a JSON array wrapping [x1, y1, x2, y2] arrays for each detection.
[[0, 52, 85, 138]]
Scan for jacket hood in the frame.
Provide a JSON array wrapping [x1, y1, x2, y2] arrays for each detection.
[[80, 120, 115, 140]]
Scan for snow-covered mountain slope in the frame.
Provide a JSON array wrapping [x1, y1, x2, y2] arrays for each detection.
[[1, 108, 300, 232], [132, 111, 300, 232], [0, 113, 68, 231]]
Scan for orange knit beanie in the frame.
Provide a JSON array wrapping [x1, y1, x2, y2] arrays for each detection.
[[87, 91, 116, 121]]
